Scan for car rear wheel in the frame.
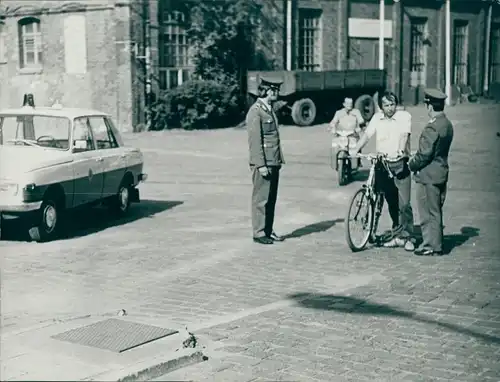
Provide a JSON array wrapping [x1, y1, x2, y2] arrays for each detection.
[[29, 198, 63, 242]]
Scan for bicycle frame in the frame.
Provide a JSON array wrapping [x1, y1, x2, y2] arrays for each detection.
[[355, 153, 397, 241]]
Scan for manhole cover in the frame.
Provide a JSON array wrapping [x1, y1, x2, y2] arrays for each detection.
[[51, 318, 178, 353]]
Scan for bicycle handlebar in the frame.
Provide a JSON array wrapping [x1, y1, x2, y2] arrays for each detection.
[[352, 152, 409, 162]]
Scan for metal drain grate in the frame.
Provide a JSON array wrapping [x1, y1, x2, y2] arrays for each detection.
[[51, 318, 178, 353]]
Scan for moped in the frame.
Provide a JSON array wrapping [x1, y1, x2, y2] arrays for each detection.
[[331, 130, 359, 186]]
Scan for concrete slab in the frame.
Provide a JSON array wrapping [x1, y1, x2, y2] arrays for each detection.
[[1, 315, 206, 381]]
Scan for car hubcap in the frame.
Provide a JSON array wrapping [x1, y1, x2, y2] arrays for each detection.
[[44, 205, 57, 232], [119, 187, 129, 210]]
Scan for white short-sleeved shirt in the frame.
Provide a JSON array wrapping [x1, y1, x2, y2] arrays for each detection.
[[364, 110, 412, 157]]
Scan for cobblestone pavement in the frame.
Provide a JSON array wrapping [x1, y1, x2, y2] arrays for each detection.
[[1, 105, 500, 381]]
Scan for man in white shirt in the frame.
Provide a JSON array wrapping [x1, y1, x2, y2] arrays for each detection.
[[350, 91, 415, 251]]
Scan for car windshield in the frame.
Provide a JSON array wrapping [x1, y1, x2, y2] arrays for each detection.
[[0, 114, 71, 150]]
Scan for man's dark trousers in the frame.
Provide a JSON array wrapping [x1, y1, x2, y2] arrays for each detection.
[[416, 182, 447, 252], [251, 165, 280, 238], [377, 164, 414, 238]]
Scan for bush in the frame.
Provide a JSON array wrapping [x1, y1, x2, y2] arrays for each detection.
[[149, 80, 243, 130]]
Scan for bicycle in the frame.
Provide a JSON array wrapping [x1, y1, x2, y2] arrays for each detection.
[[344, 152, 407, 252]]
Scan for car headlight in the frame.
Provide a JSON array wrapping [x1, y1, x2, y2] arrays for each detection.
[[0, 182, 19, 196]]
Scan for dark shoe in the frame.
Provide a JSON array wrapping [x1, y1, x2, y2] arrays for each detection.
[[414, 248, 443, 256], [253, 236, 274, 245], [268, 232, 285, 242]]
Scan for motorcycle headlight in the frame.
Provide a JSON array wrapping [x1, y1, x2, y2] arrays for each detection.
[[0, 182, 19, 196]]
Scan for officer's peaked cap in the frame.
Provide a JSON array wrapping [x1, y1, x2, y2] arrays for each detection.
[[424, 88, 447, 102], [260, 76, 283, 88]]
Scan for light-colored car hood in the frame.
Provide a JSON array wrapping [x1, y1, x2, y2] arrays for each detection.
[[0, 145, 73, 179]]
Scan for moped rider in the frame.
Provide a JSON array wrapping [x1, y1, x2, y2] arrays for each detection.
[[329, 97, 364, 169]]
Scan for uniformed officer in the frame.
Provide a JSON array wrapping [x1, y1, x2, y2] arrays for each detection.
[[246, 77, 285, 245], [409, 88, 454, 256]]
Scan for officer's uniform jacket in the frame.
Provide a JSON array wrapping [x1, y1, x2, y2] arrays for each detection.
[[409, 113, 454, 185], [246, 99, 285, 168]]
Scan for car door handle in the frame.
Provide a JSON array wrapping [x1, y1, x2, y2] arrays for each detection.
[[96, 157, 104, 162], [120, 153, 126, 158]]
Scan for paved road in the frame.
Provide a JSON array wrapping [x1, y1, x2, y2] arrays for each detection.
[[1, 104, 500, 381]]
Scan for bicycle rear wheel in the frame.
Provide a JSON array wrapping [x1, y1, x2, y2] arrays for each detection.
[[345, 187, 373, 252]]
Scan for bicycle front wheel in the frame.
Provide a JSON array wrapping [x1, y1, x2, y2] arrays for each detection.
[[345, 187, 374, 252]]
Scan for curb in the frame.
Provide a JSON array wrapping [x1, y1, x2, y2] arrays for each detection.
[[88, 349, 207, 382]]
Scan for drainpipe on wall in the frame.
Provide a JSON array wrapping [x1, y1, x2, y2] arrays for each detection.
[[391, 0, 402, 97], [378, 0, 385, 70], [445, 0, 451, 105], [143, 0, 152, 127], [483, 2, 492, 95], [286, 0, 292, 71]]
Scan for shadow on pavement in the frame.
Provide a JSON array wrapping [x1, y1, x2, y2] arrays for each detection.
[[2, 200, 183, 242], [411, 225, 479, 255], [284, 218, 344, 239], [443, 226, 479, 254], [288, 292, 500, 345]]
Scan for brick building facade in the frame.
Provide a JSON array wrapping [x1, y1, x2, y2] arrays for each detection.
[[0, 0, 142, 132], [152, 0, 499, 104], [0, 0, 498, 131]]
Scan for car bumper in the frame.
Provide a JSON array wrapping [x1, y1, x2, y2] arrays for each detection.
[[0, 201, 42, 214]]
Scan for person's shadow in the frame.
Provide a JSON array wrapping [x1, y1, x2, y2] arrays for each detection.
[[443, 226, 479, 254], [284, 219, 344, 239], [288, 292, 500, 345], [413, 225, 479, 255]]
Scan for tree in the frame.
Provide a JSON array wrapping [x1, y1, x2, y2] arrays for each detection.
[[187, 0, 262, 87]]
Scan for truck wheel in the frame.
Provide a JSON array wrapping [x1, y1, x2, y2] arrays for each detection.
[[355, 94, 376, 121], [291, 98, 316, 126], [29, 197, 64, 242]]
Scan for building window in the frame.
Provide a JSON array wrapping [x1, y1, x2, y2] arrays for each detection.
[[452, 20, 469, 85], [159, 10, 191, 90], [490, 23, 500, 84], [298, 9, 322, 72], [409, 17, 427, 86], [18, 17, 43, 69]]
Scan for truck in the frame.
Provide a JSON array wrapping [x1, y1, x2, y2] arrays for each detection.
[[247, 69, 387, 126]]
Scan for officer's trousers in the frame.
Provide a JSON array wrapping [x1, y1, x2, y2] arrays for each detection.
[[416, 182, 447, 252], [377, 164, 414, 238], [251, 166, 280, 238]]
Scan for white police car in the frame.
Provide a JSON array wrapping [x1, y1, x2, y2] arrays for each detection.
[[0, 95, 147, 242]]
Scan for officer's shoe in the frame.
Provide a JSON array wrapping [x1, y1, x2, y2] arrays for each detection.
[[253, 236, 274, 245], [414, 247, 443, 256], [268, 232, 285, 242]]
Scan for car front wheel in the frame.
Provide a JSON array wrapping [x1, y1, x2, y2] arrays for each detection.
[[29, 198, 62, 242]]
